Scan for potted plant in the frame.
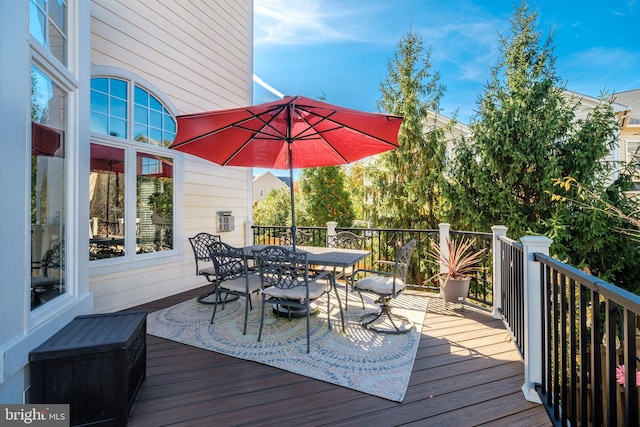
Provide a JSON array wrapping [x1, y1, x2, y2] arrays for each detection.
[[427, 237, 486, 308]]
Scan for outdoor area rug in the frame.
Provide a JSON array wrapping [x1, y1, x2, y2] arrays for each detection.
[[147, 290, 429, 402]]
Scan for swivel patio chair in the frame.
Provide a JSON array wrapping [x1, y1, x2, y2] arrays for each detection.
[[352, 239, 417, 334], [254, 245, 345, 353], [208, 241, 262, 335], [188, 232, 233, 304]]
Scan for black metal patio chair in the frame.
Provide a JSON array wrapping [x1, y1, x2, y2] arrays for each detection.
[[188, 232, 234, 304], [352, 239, 417, 334], [320, 231, 366, 308], [208, 241, 262, 335], [254, 245, 344, 353]]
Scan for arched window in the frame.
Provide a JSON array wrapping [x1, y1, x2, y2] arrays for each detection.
[[89, 70, 178, 262]]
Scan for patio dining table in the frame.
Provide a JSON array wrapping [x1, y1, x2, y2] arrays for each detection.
[[242, 244, 372, 317]]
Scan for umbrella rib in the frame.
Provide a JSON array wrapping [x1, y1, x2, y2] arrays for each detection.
[[294, 106, 400, 148], [171, 104, 289, 148], [220, 105, 291, 165]]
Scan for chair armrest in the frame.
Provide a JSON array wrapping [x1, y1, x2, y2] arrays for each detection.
[[374, 260, 395, 267], [309, 269, 334, 284]]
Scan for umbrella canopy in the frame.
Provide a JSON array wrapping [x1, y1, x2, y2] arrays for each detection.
[[170, 95, 403, 247]]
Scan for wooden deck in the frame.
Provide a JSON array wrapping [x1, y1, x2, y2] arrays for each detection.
[[126, 286, 551, 426]]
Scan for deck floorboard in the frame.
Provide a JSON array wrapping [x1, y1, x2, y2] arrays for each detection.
[[126, 286, 550, 426]]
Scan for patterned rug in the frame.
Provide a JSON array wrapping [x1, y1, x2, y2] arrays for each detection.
[[147, 291, 429, 402]]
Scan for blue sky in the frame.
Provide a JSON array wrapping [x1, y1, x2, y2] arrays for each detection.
[[252, 0, 639, 178]]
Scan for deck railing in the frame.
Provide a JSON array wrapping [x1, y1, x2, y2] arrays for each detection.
[[253, 222, 639, 424], [495, 232, 640, 427], [251, 224, 493, 306], [498, 233, 525, 357]]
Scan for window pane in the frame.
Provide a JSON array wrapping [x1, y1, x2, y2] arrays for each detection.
[[133, 123, 148, 142], [90, 112, 108, 135], [29, 1, 47, 46], [90, 78, 129, 138], [29, 0, 67, 65], [89, 143, 126, 260], [164, 113, 176, 133], [136, 152, 173, 253], [134, 86, 148, 106], [31, 66, 67, 310], [49, 0, 66, 34], [48, 22, 66, 64], [91, 90, 108, 114], [149, 95, 162, 111], [134, 104, 148, 125], [110, 97, 127, 119], [110, 79, 128, 100], [150, 109, 162, 128], [91, 77, 108, 92], [149, 128, 162, 146], [163, 131, 176, 148], [110, 118, 127, 138]]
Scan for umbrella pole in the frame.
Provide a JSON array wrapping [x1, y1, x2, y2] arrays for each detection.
[[288, 143, 296, 251], [286, 102, 297, 251]]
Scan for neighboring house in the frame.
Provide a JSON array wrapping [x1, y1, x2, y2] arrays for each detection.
[[0, 0, 253, 403], [252, 171, 288, 203], [564, 89, 635, 187], [611, 89, 640, 192]]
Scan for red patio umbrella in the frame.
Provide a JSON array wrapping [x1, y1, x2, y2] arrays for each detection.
[[169, 95, 403, 248]]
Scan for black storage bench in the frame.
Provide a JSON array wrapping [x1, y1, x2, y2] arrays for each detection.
[[29, 310, 147, 427]]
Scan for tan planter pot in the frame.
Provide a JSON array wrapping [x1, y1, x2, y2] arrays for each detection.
[[439, 276, 471, 304]]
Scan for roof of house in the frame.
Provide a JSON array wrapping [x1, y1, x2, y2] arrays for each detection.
[[612, 89, 640, 125]]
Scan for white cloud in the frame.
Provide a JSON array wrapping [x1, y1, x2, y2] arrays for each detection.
[[254, 0, 386, 45]]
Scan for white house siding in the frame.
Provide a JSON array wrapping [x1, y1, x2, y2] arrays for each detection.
[[0, 0, 253, 403], [88, 0, 253, 313]]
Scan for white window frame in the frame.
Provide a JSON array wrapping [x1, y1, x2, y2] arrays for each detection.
[[28, 2, 81, 323], [89, 67, 184, 275]]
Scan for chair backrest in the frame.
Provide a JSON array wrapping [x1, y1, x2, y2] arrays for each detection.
[[41, 240, 64, 277], [254, 246, 309, 290], [188, 232, 221, 274], [279, 229, 312, 246], [393, 239, 417, 283], [328, 231, 364, 249], [208, 241, 247, 281]]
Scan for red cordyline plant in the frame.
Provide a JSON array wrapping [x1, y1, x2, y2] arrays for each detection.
[[428, 237, 487, 280]]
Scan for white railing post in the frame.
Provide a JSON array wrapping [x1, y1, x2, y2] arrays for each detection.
[[438, 223, 450, 276], [491, 225, 508, 320], [326, 221, 337, 247], [520, 235, 552, 404], [245, 220, 253, 246]]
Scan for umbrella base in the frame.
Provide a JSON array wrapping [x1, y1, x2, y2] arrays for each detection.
[[272, 303, 319, 318]]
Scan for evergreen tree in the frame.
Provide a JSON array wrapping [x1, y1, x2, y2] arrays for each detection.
[[367, 30, 449, 229], [448, 1, 575, 236], [448, 1, 639, 293]]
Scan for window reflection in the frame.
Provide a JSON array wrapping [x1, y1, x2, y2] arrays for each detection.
[[90, 78, 128, 139], [89, 144, 126, 259], [89, 75, 176, 261], [31, 66, 67, 310], [137, 153, 173, 253], [29, 0, 67, 65]]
